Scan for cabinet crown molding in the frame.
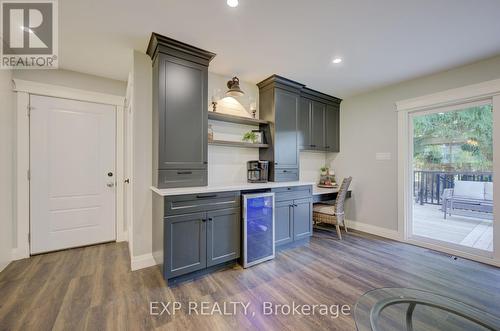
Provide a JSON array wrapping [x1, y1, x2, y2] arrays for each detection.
[[257, 74, 342, 105], [301, 87, 342, 105], [257, 74, 305, 93], [146, 32, 216, 65]]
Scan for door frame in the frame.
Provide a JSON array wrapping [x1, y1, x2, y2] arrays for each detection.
[[397, 78, 500, 267], [12, 79, 127, 260]]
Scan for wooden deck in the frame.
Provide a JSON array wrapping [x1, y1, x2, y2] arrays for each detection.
[[413, 203, 493, 251]]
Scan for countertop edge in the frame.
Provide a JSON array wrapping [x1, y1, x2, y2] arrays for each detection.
[[150, 181, 318, 197]]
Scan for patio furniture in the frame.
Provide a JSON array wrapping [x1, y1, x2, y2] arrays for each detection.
[[313, 176, 352, 239], [442, 180, 493, 220]]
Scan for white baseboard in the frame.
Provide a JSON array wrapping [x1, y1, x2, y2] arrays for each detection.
[[0, 261, 9, 273], [130, 253, 157, 271], [117, 230, 128, 242], [11, 247, 29, 261], [346, 220, 402, 241]]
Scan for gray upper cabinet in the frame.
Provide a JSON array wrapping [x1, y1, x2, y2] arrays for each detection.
[[147, 33, 216, 188], [299, 87, 342, 152], [274, 89, 299, 169], [298, 97, 311, 149], [325, 104, 340, 152], [160, 55, 207, 170], [258, 75, 305, 182], [311, 101, 326, 150]]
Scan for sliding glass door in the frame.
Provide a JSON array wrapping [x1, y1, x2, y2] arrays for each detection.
[[408, 101, 494, 257]]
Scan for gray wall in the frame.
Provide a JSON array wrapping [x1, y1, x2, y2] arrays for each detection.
[[0, 70, 14, 271], [13, 69, 126, 96], [131, 51, 153, 257], [332, 55, 500, 231]]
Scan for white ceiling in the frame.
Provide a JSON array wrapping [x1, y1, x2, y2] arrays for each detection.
[[60, 0, 500, 97]]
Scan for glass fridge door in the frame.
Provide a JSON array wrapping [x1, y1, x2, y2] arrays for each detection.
[[244, 193, 275, 267]]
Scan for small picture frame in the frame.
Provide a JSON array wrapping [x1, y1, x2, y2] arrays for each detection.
[[251, 130, 263, 144]]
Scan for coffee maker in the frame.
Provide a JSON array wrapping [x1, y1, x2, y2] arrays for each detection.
[[247, 160, 269, 183]]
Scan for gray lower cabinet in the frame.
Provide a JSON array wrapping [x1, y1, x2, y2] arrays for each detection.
[[206, 208, 241, 267], [165, 212, 207, 278], [272, 185, 313, 246], [275, 201, 293, 245], [164, 207, 240, 280], [155, 191, 241, 282], [293, 198, 313, 240]]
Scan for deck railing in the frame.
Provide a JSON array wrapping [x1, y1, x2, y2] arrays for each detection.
[[414, 170, 493, 205]]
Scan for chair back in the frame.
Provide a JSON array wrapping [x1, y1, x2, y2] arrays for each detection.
[[335, 177, 352, 215]]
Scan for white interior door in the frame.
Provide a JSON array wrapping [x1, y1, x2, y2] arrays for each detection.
[[30, 95, 116, 254]]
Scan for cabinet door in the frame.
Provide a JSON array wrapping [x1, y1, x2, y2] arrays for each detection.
[[164, 212, 206, 279], [311, 101, 326, 150], [159, 53, 207, 170], [274, 89, 299, 169], [275, 200, 293, 246], [325, 104, 340, 152], [298, 97, 311, 150], [206, 208, 241, 267], [293, 198, 313, 240]]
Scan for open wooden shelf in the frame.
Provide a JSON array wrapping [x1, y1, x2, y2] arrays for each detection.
[[208, 140, 269, 148], [208, 111, 270, 126]]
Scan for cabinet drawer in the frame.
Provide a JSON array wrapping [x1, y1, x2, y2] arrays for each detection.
[[165, 191, 240, 216], [272, 185, 312, 202], [158, 169, 207, 189], [274, 168, 299, 182]]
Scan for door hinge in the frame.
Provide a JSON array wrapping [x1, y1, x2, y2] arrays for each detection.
[[28, 233, 30, 244], [27, 169, 30, 181], [27, 105, 32, 117]]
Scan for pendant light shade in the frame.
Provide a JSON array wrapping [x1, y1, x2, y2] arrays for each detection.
[[226, 76, 245, 97]]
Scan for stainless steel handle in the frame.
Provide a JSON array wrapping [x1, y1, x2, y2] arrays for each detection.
[[107, 182, 115, 188]]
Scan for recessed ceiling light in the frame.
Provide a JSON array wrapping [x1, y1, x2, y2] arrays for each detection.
[[332, 57, 342, 64], [227, 0, 238, 7]]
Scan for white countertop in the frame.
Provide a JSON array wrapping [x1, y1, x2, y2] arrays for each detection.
[[151, 181, 319, 197], [312, 186, 340, 195]]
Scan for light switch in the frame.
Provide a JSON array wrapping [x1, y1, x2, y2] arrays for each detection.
[[376, 152, 391, 160]]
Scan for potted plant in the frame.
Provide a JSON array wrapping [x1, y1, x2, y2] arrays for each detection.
[[242, 131, 258, 144]]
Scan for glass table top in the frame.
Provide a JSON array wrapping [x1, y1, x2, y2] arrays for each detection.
[[354, 288, 500, 331]]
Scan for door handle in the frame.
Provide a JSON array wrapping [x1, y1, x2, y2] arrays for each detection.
[[107, 182, 115, 188], [208, 217, 213, 222], [196, 194, 217, 199]]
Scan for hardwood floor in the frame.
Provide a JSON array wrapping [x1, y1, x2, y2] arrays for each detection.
[[1, 230, 499, 331]]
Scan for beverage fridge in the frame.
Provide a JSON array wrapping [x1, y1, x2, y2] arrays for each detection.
[[242, 192, 275, 268]]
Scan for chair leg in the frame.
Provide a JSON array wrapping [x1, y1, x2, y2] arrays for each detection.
[[336, 224, 342, 240]]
